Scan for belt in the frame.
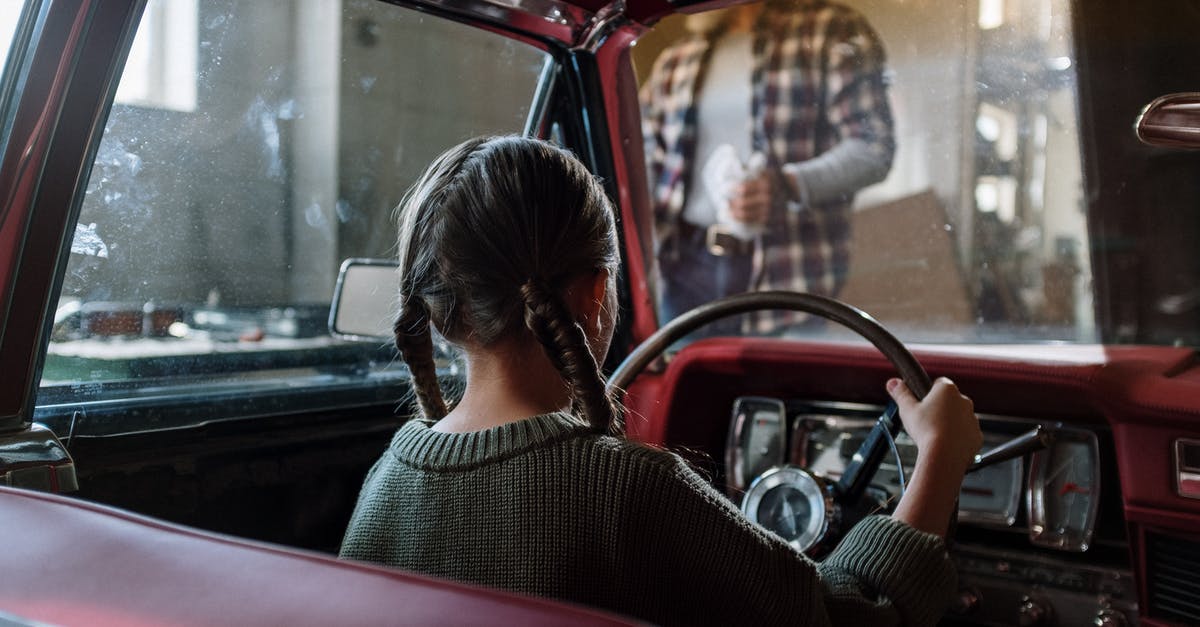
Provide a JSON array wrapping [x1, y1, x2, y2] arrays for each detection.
[[677, 222, 757, 257]]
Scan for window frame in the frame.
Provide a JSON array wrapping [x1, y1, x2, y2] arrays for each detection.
[[18, 1, 632, 440], [0, 0, 145, 431]]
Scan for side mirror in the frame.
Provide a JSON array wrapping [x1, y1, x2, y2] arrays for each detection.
[[1135, 93, 1200, 148], [329, 258, 399, 342]]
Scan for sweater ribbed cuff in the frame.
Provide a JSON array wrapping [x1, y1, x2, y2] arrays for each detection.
[[821, 515, 955, 627]]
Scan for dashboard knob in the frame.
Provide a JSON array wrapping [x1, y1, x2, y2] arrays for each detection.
[[1018, 595, 1053, 627], [1093, 609, 1127, 627], [950, 587, 980, 615]]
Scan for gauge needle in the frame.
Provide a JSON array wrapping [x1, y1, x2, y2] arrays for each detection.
[[1046, 456, 1075, 484], [777, 499, 798, 537], [1059, 482, 1090, 496]]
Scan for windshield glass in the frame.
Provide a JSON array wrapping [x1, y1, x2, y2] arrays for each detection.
[[635, 0, 1164, 346], [36, 0, 549, 414]]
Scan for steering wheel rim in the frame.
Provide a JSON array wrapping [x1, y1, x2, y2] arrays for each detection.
[[607, 292, 1060, 554], [607, 290, 932, 398], [606, 291, 944, 552]]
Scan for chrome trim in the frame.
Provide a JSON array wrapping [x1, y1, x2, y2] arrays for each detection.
[[1027, 427, 1101, 552], [742, 465, 834, 553], [955, 541, 1136, 581], [578, 1, 626, 52], [407, 0, 595, 43], [725, 396, 786, 493], [328, 258, 398, 343], [794, 399, 1111, 431], [1136, 93, 1200, 148], [1174, 438, 1200, 500], [793, 412, 1025, 527], [968, 426, 1053, 473], [792, 399, 882, 415], [0, 423, 77, 493], [958, 446, 1022, 527], [523, 55, 559, 137], [953, 541, 1138, 613], [765, 400, 1115, 545], [954, 541, 1139, 626]]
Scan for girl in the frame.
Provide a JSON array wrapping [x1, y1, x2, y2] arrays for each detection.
[[340, 136, 981, 626]]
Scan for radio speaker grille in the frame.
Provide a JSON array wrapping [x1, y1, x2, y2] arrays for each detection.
[[1148, 531, 1200, 624]]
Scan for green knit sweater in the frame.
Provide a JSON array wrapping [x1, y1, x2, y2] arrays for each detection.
[[340, 412, 955, 626]]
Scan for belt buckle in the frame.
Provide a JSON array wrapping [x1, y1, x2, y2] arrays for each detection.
[[705, 223, 734, 254], [706, 224, 743, 256]]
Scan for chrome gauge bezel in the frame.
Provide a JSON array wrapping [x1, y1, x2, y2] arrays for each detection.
[[789, 405, 1030, 529], [741, 465, 835, 553], [725, 397, 788, 493], [957, 434, 1025, 527], [1028, 428, 1101, 552]]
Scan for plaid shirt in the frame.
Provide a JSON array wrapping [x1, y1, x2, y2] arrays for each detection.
[[641, 1, 894, 331]]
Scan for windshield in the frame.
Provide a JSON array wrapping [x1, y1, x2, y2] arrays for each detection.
[[635, 0, 1195, 347], [34, 0, 549, 414]]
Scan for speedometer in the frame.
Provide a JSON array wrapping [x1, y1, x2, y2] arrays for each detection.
[[742, 466, 836, 553], [1028, 429, 1101, 551]]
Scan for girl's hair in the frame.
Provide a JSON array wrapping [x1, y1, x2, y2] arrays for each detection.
[[393, 136, 622, 434]]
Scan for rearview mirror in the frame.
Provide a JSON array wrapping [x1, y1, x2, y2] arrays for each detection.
[[329, 258, 399, 342], [1136, 93, 1200, 148]]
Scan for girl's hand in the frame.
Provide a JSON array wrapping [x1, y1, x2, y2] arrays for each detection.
[[887, 377, 983, 537], [887, 377, 981, 472]]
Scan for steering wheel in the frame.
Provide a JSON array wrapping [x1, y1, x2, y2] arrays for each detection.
[[606, 291, 931, 554], [607, 291, 1050, 555]]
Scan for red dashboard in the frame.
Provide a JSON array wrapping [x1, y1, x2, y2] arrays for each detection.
[[624, 338, 1200, 626]]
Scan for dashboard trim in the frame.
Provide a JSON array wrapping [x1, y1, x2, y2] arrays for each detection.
[[782, 401, 1083, 537], [1027, 428, 1102, 552], [1174, 438, 1200, 500]]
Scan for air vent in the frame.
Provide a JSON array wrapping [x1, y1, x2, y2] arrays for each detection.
[[1147, 532, 1200, 624]]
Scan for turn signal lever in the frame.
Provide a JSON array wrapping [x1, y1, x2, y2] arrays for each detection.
[[968, 426, 1055, 474]]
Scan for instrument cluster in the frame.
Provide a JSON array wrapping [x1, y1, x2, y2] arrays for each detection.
[[726, 397, 1103, 552]]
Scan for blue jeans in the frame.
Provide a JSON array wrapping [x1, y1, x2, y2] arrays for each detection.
[[659, 224, 754, 337]]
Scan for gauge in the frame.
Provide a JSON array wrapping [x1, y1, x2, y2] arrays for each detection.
[[791, 414, 1026, 526], [725, 397, 787, 493], [741, 466, 835, 553], [958, 434, 1024, 526], [1028, 429, 1100, 551]]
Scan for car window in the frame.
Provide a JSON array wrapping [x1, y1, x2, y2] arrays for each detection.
[[0, 3, 28, 69], [34, 0, 550, 427], [0, 1, 42, 148], [635, 0, 1103, 345]]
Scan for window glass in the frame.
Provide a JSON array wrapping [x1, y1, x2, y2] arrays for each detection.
[[114, 0, 198, 111], [0, 1, 38, 160], [37, 0, 549, 414], [635, 0, 1094, 344], [0, 2, 29, 70]]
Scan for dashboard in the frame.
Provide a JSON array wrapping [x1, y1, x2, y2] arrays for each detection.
[[620, 338, 1200, 626], [724, 396, 1134, 625]]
